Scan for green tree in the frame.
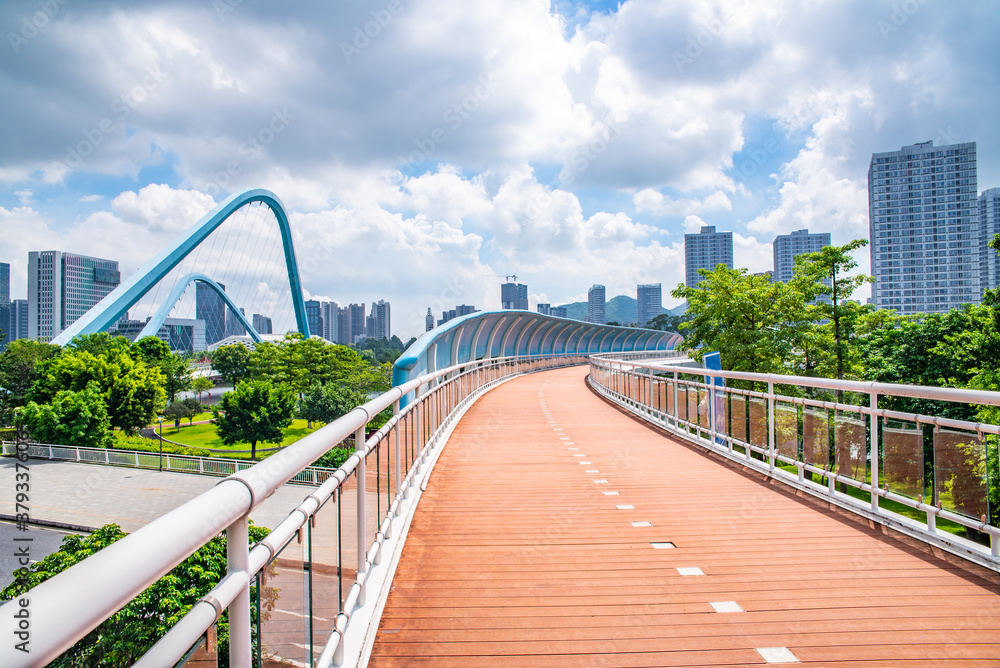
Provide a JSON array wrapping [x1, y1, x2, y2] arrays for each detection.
[[67, 331, 133, 358], [160, 353, 192, 403], [794, 239, 873, 385], [1, 523, 273, 667], [192, 375, 214, 403], [671, 266, 814, 377], [163, 398, 200, 428], [298, 383, 367, 428], [31, 345, 166, 434], [213, 379, 295, 460], [647, 312, 690, 333], [133, 335, 172, 364], [212, 343, 252, 385], [0, 339, 60, 410], [17, 383, 112, 447]]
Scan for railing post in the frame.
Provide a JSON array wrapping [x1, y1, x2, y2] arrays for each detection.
[[393, 398, 401, 516], [355, 424, 367, 606], [767, 380, 776, 472], [870, 391, 880, 513], [672, 371, 679, 429], [226, 516, 251, 668]]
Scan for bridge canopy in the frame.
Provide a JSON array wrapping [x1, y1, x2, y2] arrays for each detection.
[[392, 309, 682, 389]]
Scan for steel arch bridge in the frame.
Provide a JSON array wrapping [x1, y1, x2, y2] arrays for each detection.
[[51, 188, 310, 346]]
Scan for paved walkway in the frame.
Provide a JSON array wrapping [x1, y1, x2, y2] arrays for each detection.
[[370, 365, 1000, 667], [0, 459, 314, 534]]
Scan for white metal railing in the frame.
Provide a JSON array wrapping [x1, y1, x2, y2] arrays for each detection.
[[0, 442, 341, 487], [0, 353, 587, 668], [589, 353, 1000, 570]]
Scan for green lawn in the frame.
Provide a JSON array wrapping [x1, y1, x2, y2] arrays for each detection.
[[161, 419, 323, 455]]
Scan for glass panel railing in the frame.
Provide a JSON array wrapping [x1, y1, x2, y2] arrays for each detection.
[[835, 412, 867, 483], [730, 394, 747, 446], [749, 398, 768, 452], [309, 494, 340, 662], [934, 428, 989, 520], [883, 420, 924, 500], [339, 474, 359, 612], [259, 534, 309, 667], [775, 403, 798, 461], [803, 407, 830, 470]]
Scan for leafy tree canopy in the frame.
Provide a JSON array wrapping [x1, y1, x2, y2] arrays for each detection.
[[212, 343, 252, 385], [298, 383, 368, 427], [16, 383, 112, 447], [213, 379, 295, 460], [1, 523, 271, 667]]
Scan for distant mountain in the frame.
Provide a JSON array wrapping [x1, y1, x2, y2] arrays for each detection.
[[555, 295, 638, 324]]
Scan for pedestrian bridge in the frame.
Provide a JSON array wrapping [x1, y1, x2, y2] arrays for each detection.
[[4, 341, 1000, 666]]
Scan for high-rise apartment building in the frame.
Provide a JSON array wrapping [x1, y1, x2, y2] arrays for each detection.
[[869, 141, 979, 313], [588, 284, 606, 324], [370, 300, 391, 340], [320, 301, 338, 341], [685, 226, 733, 288], [981, 188, 1000, 295], [536, 303, 550, 315], [501, 282, 528, 310], [348, 303, 366, 343], [551, 306, 567, 318], [252, 313, 273, 335], [0, 262, 9, 351], [773, 229, 831, 283], [196, 281, 226, 346], [636, 283, 663, 326], [28, 251, 120, 342], [0, 262, 8, 305]]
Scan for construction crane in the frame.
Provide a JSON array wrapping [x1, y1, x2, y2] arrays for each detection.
[[483, 273, 519, 283]]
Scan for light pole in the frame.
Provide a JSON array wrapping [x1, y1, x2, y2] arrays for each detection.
[[157, 415, 164, 472]]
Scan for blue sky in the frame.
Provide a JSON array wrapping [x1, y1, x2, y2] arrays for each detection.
[[2, 0, 999, 337]]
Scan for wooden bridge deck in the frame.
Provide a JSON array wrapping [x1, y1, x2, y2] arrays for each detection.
[[369, 365, 1000, 667]]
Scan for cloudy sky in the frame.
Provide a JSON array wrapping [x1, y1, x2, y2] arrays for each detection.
[[1, 0, 998, 338]]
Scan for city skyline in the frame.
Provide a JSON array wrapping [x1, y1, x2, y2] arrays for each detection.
[[1, 2, 999, 338]]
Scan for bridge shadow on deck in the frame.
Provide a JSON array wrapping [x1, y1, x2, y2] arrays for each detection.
[[370, 365, 1000, 668]]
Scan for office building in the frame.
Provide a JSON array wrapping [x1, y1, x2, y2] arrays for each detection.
[[773, 229, 831, 283], [869, 140, 979, 313], [0, 262, 8, 350], [225, 306, 247, 338], [981, 188, 1000, 294], [0, 262, 8, 306], [7, 299, 28, 343], [636, 283, 663, 326], [537, 303, 550, 315], [685, 226, 733, 288], [438, 309, 456, 327], [455, 304, 477, 317], [588, 284, 606, 324], [157, 317, 207, 353], [252, 313, 273, 335], [501, 281, 528, 310], [551, 306, 567, 318], [28, 251, 120, 342], [425, 308, 434, 332], [196, 281, 226, 346], [305, 300, 323, 337]]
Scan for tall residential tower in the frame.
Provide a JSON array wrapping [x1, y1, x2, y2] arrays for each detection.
[[869, 140, 979, 313], [685, 226, 733, 288]]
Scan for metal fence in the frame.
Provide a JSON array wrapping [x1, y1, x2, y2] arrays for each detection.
[[589, 353, 1000, 569], [1, 442, 341, 487], [0, 352, 588, 668]]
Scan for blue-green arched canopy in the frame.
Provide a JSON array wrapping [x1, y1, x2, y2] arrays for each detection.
[[393, 310, 682, 395]]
